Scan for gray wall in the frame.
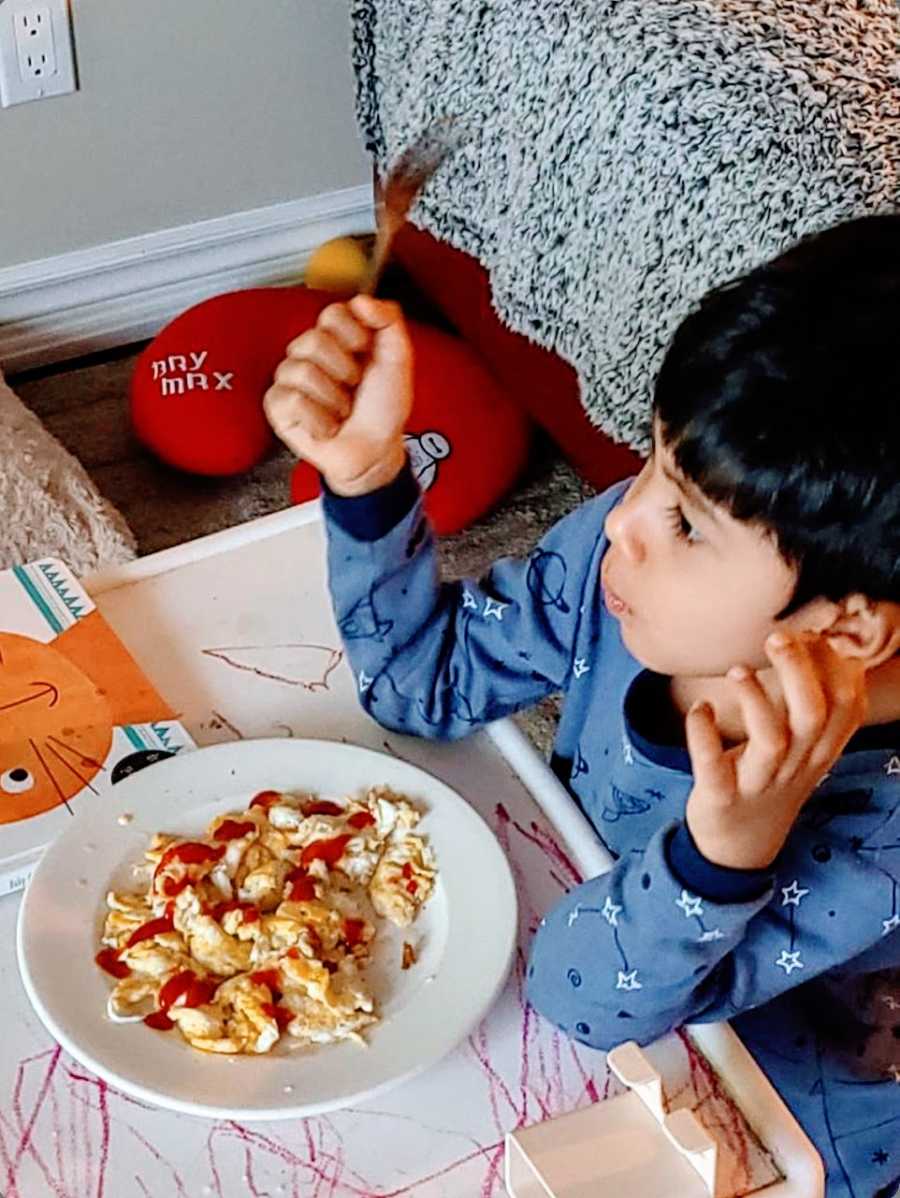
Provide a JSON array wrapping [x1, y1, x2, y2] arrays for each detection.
[[0, 0, 369, 267]]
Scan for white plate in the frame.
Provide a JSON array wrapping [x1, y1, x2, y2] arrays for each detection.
[[17, 738, 517, 1121]]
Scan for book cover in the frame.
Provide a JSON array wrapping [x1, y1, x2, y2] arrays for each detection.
[[0, 558, 194, 896]]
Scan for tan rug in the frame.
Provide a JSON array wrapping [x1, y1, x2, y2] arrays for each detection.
[[0, 370, 136, 575]]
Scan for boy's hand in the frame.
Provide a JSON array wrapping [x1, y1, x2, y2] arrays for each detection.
[[685, 633, 868, 870], [264, 296, 413, 496]]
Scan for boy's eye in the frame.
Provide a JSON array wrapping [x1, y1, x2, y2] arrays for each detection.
[[666, 504, 703, 545]]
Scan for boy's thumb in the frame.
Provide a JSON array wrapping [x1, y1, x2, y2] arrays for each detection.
[[371, 320, 412, 371]]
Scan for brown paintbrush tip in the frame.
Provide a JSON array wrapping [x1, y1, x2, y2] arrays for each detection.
[[388, 119, 461, 187], [365, 118, 465, 294], [379, 119, 462, 222]]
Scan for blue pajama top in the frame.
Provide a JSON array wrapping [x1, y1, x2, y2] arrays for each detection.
[[322, 462, 900, 1197]]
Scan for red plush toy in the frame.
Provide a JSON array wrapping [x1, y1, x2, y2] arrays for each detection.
[[131, 286, 531, 535]]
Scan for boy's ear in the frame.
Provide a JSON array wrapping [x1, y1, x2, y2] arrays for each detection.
[[823, 594, 900, 668]]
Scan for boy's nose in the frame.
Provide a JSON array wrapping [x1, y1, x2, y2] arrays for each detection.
[[604, 500, 646, 565]]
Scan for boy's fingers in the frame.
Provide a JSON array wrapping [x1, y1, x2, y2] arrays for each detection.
[[347, 295, 403, 330], [283, 328, 362, 386], [318, 303, 372, 355], [263, 385, 341, 448], [685, 702, 733, 800], [765, 634, 828, 755], [280, 395, 341, 443], [271, 361, 351, 419], [263, 383, 298, 428], [728, 666, 786, 792], [347, 296, 411, 370], [263, 385, 308, 454], [810, 650, 867, 771]]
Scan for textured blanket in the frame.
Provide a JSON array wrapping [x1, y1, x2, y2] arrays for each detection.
[[0, 371, 135, 575], [352, 0, 899, 452]]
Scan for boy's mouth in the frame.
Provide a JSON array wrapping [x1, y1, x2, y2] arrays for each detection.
[[601, 562, 632, 618], [604, 587, 630, 618]]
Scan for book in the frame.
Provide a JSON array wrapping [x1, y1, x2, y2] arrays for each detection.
[[0, 558, 194, 897]]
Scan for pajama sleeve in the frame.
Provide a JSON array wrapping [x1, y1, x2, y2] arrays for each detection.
[[321, 460, 625, 740], [526, 800, 900, 1050]]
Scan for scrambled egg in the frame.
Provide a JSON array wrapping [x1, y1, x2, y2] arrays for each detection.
[[97, 785, 436, 1055]]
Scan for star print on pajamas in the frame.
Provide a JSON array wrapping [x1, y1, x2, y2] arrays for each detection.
[[358, 669, 373, 692], [573, 658, 590, 678], [462, 590, 479, 611], [781, 880, 810, 906], [886, 755, 900, 776], [483, 597, 508, 620], [882, 914, 900, 935], [676, 890, 704, 918], [776, 949, 804, 974], [616, 970, 642, 991], [601, 896, 621, 927]]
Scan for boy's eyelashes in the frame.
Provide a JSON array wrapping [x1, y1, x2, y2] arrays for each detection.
[[665, 503, 703, 545]]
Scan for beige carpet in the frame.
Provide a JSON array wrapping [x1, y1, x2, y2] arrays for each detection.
[[0, 368, 135, 576], [10, 344, 593, 754]]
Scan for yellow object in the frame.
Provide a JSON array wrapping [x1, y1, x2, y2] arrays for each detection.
[[304, 236, 371, 294]]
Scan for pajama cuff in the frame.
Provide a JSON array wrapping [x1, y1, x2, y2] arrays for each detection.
[[321, 458, 420, 541], [666, 823, 772, 903]]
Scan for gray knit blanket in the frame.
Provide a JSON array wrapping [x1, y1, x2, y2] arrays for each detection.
[[351, 0, 899, 453]]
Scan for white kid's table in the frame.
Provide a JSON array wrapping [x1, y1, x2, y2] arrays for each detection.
[[1, 502, 822, 1197]]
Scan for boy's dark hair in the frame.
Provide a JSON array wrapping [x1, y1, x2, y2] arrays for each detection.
[[654, 214, 900, 615]]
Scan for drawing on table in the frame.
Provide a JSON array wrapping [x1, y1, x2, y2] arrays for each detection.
[[201, 643, 344, 692], [3, 807, 775, 1198], [208, 710, 246, 741]]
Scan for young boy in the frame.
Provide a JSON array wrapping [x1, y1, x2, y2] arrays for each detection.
[[266, 217, 900, 1197]]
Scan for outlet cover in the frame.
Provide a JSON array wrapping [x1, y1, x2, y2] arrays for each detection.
[[0, 0, 77, 107]]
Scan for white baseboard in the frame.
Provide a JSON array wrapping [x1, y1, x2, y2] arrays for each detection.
[[0, 185, 375, 373]]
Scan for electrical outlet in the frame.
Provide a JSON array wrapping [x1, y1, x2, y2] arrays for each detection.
[[15, 6, 57, 80], [0, 0, 76, 107]]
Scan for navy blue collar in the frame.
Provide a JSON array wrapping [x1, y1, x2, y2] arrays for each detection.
[[625, 669, 900, 774]]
